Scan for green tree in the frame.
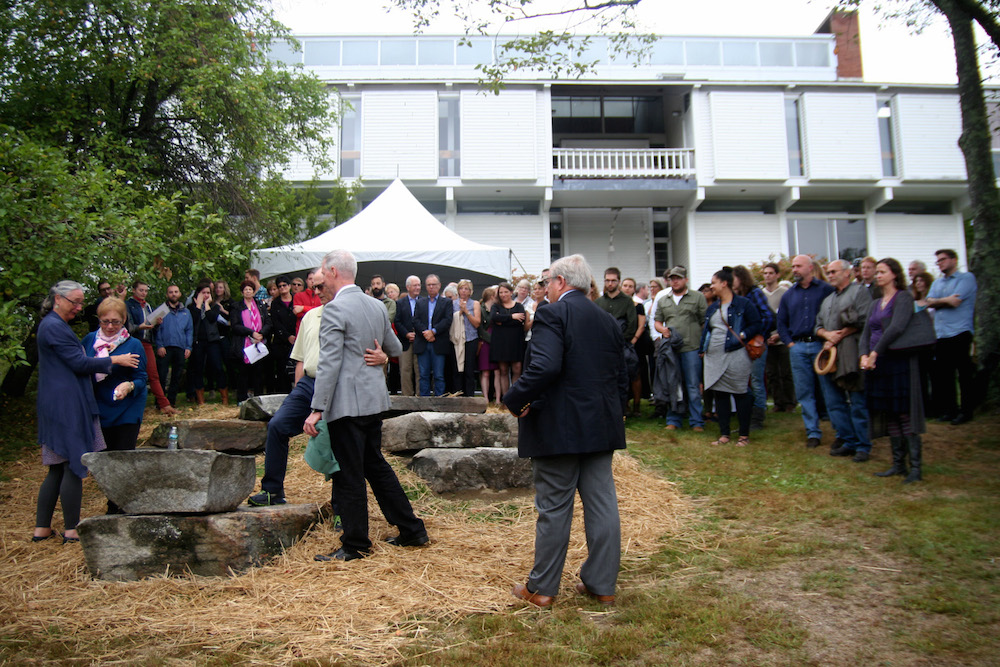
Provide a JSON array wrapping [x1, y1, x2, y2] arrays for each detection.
[[0, 0, 340, 241], [0, 0, 357, 393]]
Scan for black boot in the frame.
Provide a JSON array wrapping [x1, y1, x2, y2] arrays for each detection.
[[903, 434, 922, 483], [875, 436, 908, 477], [750, 407, 765, 432]]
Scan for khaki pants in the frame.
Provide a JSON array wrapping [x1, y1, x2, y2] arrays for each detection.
[[399, 347, 420, 396]]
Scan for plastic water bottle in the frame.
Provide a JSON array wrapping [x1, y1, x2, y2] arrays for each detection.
[[167, 426, 179, 450]]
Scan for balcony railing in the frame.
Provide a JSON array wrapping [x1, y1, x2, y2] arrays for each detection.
[[553, 148, 695, 179]]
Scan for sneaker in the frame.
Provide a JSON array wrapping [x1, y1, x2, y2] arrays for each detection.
[[248, 491, 286, 506]]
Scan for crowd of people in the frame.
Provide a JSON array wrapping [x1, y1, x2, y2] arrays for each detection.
[[30, 248, 978, 577], [642, 249, 978, 484]]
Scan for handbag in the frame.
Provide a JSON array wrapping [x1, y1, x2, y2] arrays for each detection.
[[889, 308, 937, 351], [723, 319, 766, 361]]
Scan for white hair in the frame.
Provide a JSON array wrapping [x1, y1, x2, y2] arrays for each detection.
[[549, 254, 593, 292], [321, 249, 357, 280], [41, 280, 85, 316]]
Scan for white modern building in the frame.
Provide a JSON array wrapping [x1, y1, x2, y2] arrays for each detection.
[[278, 11, 971, 286]]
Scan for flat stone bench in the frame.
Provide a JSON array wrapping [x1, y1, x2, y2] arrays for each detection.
[[82, 450, 256, 514], [147, 419, 266, 454], [239, 394, 488, 422], [382, 412, 518, 453], [77, 504, 322, 581], [408, 447, 532, 493]]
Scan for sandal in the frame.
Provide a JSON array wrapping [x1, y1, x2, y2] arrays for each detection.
[[31, 531, 58, 543], [711, 436, 731, 446], [736, 436, 750, 447]]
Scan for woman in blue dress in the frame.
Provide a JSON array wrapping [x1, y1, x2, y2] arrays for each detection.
[[33, 281, 140, 543], [82, 297, 148, 514]]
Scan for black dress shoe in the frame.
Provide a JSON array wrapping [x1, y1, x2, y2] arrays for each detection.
[[852, 451, 870, 463], [951, 413, 972, 425], [806, 437, 821, 448], [830, 445, 856, 457], [385, 533, 430, 548], [314, 548, 365, 562]]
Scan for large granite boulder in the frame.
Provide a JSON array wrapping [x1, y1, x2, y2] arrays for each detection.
[[408, 447, 533, 493], [147, 419, 266, 453], [82, 450, 256, 514], [238, 394, 288, 421], [77, 504, 322, 581], [382, 395, 488, 419], [382, 412, 518, 453]]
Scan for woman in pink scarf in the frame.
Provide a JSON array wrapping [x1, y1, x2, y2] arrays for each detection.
[[229, 280, 272, 404], [82, 297, 148, 514]]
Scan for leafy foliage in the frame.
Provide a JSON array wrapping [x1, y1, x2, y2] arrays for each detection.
[[0, 0, 358, 371]]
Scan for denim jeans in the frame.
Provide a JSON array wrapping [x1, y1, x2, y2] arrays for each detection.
[[260, 376, 314, 497], [749, 348, 768, 410], [818, 374, 870, 452], [418, 348, 446, 396], [788, 341, 823, 440], [667, 349, 704, 428]]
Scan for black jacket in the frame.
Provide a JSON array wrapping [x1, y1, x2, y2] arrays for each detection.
[[229, 299, 272, 359]]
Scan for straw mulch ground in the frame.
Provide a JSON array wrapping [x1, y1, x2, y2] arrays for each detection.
[[0, 404, 691, 665]]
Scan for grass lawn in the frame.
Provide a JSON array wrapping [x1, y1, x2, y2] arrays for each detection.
[[0, 389, 997, 665], [399, 406, 1000, 666]]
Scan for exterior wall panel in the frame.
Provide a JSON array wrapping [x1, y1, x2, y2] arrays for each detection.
[[895, 94, 966, 180], [870, 214, 967, 269], [452, 215, 544, 278], [710, 91, 789, 180], [692, 90, 715, 181], [690, 213, 783, 284], [801, 92, 881, 180], [461, 89, 538, 179], [563, 209, 652, 284], [361, 90, 437, 179]]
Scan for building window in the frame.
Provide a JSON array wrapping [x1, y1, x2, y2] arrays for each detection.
[[439, 96, 460, 177], [878, 98, 897, 177], [552, 96, 664, 135], [550, 222, 563, 262], [340, 97, 361, 178], [785, 98, 803, 177], [787, 218, 867, 262]]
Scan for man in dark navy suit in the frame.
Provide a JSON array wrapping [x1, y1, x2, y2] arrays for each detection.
[[503, 254, 627, 608], [393, 275, 422, 396], [412, 274, 453, 396]]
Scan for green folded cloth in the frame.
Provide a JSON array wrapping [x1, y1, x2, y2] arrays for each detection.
[[304, 420, 340, 480]]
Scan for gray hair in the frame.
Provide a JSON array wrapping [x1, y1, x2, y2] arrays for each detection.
[[909, 260, 927, 271], [41, 280, 85, 317], [405, 275, 420, 288], [443, 284, 458, 298], [828, 259, 851, 272], [549, 254, 594, 292], [321, 249, 357, 280]]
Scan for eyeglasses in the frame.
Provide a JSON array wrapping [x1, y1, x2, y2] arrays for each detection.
[[99, 319, 123, 326], [292, 282, 304, 287], [60, 295, 85, 307], [277, 283, 289, 288]]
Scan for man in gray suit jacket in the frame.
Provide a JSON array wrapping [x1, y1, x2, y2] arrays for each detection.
[[305, 249, 428, 561], [503, 254, 627, 608]]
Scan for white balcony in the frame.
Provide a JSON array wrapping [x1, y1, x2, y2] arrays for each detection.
[[553, 148, 695, 179]]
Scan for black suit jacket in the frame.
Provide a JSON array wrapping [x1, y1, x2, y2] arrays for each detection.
[[503, 289, 628, 459], [394, 295, 421, 351], [412, 296, 454, 355]]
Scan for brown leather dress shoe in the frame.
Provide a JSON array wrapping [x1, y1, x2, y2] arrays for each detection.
[[512, 583, 554, 608], [575, 582, 615, 606]]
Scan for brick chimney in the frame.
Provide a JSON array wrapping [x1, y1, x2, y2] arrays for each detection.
[[815, 9, 863, 80]]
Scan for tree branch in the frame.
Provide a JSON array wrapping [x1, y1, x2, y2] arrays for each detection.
[[949, 0, 1000, 50]]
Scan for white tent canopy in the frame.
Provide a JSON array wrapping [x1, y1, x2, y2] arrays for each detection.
[[252, 179, 511, 282]]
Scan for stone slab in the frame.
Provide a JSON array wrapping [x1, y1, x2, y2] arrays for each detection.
[[237, 394, 487, 422], [238, 394, 288, 421], [382, 412, 518, 453], [147, 419, 266, 453], [383, 395, 488, 419], [77, 504, 322, 581], [82, 450, 256, 514], [408, 447, 533, 493]]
